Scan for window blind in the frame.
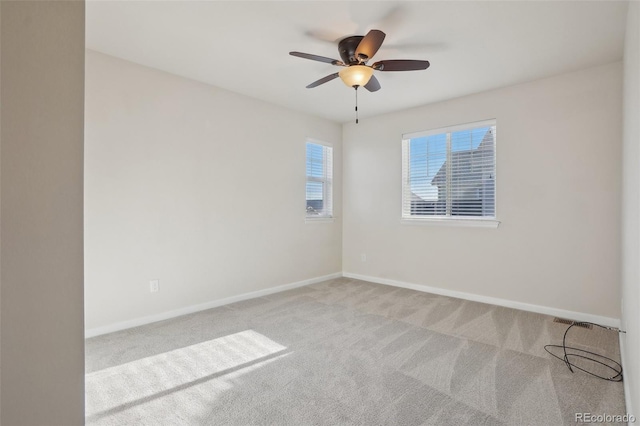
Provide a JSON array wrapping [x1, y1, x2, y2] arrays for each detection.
[[402, 120, 496, 219], [306, 141, 333, 218]]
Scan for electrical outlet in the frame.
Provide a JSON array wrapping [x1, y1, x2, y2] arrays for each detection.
[[361, 253, 367, 262], [150, 279, 159, 293]]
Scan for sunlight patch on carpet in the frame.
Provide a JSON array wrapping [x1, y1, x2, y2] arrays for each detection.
[[85, 330, 287, 420]]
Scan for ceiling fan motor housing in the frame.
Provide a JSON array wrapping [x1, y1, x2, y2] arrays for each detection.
[[338, 36, 365, 64]]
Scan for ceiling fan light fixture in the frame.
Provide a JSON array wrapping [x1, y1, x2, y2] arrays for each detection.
[[338, 65, 374, 88]]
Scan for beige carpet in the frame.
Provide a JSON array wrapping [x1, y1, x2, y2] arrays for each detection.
[[85, 277, 626, 425]]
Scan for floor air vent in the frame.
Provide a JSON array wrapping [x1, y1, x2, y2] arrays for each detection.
[[553, 317, 593, 329]]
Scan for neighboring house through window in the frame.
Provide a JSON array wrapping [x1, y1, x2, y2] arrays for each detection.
[[402, 120, 496, 221], [306, 140, 333, 218]]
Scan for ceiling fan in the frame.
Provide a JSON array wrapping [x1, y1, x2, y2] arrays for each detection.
[[289, 29, 430, 93]]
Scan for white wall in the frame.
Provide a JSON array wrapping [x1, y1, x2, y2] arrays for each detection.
[[0, 3, 3, 421], [1, 2, 85, 424], [343, 62, 622, 320], [84, 51, 342, 331], [621, 0, 640, 417]]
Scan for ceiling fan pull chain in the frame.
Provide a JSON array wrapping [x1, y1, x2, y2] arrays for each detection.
[[355, 86, 359, 124]]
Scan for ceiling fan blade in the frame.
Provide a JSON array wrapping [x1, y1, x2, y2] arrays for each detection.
[[355, 30, 386, 61], [364, 75, 381, 92], [373, 59, 430, 71], [290, 51, 344, 66], [306, 73, 340, 89]]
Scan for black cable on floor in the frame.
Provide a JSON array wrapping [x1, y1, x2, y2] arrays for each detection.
[[544, 322, 623, 382]]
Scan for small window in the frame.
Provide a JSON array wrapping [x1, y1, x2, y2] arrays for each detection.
[[402, 120, 496, 221], [306, 140, 333, 218]]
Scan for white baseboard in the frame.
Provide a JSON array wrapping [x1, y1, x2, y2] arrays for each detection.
[[86, 271, 621, 339], [342, 272, 621, 328], [84, 272, 342, 338]]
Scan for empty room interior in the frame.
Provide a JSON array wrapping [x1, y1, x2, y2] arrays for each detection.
[[1, 0, 640, 425]]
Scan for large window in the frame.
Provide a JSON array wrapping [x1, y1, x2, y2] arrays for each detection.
[[402, 120, 496, 221], [306, 140, 333, 218]]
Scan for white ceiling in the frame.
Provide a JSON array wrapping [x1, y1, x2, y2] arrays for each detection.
[[86, 1, 628, 123]]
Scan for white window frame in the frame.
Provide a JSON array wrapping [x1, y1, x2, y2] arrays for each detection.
[[305, 139, 334, 222], [401, 119, 499, 228]]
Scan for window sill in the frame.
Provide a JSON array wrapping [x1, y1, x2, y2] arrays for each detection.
[[305, 217, 335, 224], [401, 217, 500, 228]]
